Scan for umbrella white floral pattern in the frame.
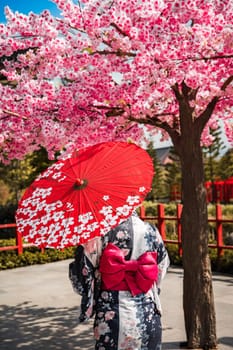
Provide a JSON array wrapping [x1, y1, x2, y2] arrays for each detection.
[[16, 141, 154, 249]]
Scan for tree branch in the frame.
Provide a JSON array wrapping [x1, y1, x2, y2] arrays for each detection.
[[221, 75, 233, 91], [128, 113, 180, 143], [1, 109, 28, 120], [110, 23, 129, 37], [183, 53, 233, 63], [195, 75, 233, 132], [92, 48, 136, 57]]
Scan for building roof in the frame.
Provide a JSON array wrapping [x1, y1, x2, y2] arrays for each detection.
[[155, 147, 172, 165]]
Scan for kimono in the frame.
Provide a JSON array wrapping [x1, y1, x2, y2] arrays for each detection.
[[69, 213, 169, 350]]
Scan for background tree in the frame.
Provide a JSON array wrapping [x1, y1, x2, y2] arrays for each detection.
[[1, 1, 233, 348], [203, 127, 226, 202], [0, 158, 34, 204], [0, 148, 53, 205], [146, 142, 166, 201], [203, 127, 225, 179], [216, 148, 233, 180], [25, 147, 55, 185], [0, 180, 10, 205], [165, 147, 182, 201]]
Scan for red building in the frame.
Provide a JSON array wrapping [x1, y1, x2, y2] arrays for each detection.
[[205, 177, 233, 203]]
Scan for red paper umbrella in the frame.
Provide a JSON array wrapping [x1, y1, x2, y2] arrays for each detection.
[[16, 141, 154, 249]]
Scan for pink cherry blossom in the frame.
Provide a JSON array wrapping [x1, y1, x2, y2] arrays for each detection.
[[0, 0, 232, 162]]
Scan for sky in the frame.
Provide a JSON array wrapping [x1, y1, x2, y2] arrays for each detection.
[[0, 0, 61, 23]]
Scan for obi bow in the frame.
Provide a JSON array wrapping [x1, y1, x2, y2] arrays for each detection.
[[99, 243, 158, 296]]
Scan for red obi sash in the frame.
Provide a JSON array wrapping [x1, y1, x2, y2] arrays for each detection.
[[99, 243, 158, 296]]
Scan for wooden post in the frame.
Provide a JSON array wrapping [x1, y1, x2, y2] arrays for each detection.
[[177, 204, 182, 257], [157, 204, 166, 241], [139, 205, 146, 220], [216, 204, 224, 258], [16, 229, 23, 255]]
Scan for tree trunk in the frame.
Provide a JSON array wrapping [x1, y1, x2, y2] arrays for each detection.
[[178, 137, 217, 349]]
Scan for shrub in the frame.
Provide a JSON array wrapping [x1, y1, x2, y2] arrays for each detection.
[[1, 240, 232, 274], [166, 243, 182, 266], [166, 243, 233, 275], [0, 246, 75, 270]]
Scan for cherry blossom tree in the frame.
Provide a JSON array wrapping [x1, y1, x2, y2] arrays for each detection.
[[1, 0, 233, 348]]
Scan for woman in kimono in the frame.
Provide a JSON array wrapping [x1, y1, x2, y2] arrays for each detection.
[[69, 212, 169, 350]]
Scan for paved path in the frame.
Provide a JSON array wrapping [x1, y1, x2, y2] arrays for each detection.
[[0, 261, 232, 350]]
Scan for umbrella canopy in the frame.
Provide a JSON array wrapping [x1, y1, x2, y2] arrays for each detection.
[[16, 141, 154, 249]]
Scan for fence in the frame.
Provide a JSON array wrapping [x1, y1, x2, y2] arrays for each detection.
[[0, 204, 233, 258], [0, 223, 44, 255], [140, 203, 233, 258]]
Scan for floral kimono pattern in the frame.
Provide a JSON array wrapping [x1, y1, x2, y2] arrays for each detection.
[[69, 213, 169, 350]]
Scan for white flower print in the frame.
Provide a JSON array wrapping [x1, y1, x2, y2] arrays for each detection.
[[21, 198, 33, 207], [78, 212, 94, 224], [101, 291, 109, 300], [35, 163, 64, 181], [32, 218, 41, 227], [74, 224, 85, 233], [35, 169, 53, 180], [82, 231, 91, 240], [47, 222, 61, 234], [103, 195, 110, 201], [36, 200, 47, 211], [62, 226, 73, 235], [99, 206, 113, 216], [100, 226, 111, 236], [116, 204, 131, 216], [47, 234, 59, 244], [32, 187, 52, 199], [71, 234, 79, 243], [38, 226, 48, 235], [102, 214, 118, 227], [53, 211, 65, 221], [28, 198, 41, 207], [52, 172, 63, 179], [52, 163, 64, 170], [120, 336, 140, 350], [105, 311, 115, 321], [60, 237, 70, 247], [126, 195, 140, 205], [66, 202, 74, 211], [40, 214, 51, 225], [116, 230, 126, 239], [18, 207, 35, 219], [27, 210, 39, 220], [17, 225, 24, 233], [98, 322, 111, 335], [86, 222, 99, 232], [34, 238, 43, 245], [28, 228, 37, 238], [46, 201, 63, 212], [139, 186, 146, 193], [61, 217, 74, 227], [57, 175, 67, 182], [21, 218, 37, 230]]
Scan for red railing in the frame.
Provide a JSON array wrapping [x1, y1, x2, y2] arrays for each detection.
[[0, 204, 233, 257], [0, 223, 44, 255], [140, 203, 233, 258]]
